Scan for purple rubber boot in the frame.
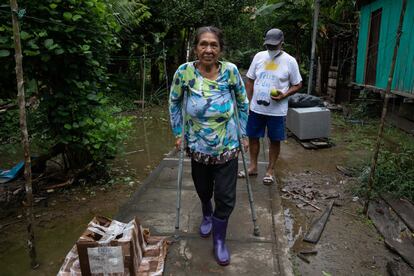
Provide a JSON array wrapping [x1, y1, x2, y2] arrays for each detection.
[[212, 216, 230, 266], [199, 201, 213, 238]]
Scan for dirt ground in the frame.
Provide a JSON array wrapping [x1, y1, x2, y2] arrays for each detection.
[[276, 113, 412, 276]]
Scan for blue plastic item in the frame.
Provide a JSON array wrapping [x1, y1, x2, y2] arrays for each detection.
[[0, 161, 25, 183]]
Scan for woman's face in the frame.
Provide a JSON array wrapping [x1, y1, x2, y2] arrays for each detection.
[[195, 32, 221, 67]]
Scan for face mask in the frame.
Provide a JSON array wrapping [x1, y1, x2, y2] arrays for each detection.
[[268, 49, 281, 58]]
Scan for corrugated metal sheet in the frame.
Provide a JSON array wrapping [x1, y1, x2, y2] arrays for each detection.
[[356, 0, 414, 96]]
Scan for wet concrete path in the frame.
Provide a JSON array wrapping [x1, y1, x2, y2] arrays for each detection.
[[116, 146, 292, 275]]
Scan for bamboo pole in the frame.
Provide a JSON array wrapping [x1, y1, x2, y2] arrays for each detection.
[[363, 0, 407, 215], [163, 42, 169, 93], [10, 0, 38, 268], [142, 46, 146, 111], [307, 0, 320, 95], [186, 28, 191, 62]]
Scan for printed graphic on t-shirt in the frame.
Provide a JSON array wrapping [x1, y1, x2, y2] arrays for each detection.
[[264, 61, 279, 71], [255, 61, 280, 107]]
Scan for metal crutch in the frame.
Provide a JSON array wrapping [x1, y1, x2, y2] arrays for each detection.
[[175, 86, 188, 238], [230, 85, 260, 237]]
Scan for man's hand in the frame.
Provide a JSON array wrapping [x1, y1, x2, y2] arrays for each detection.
[[270, 93, 285, 101]]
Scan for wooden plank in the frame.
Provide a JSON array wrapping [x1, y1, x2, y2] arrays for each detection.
[[349, 82, 414, 99], [383, 195, 414, 232], [367, 199, 406, 240], [385, 237, 414, 269], [386, 260, 414, 276], [303, 201, 334, 243], [368, 200, 414, 269]]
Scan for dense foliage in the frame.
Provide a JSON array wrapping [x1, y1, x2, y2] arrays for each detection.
[[0, 0, 133, 168]]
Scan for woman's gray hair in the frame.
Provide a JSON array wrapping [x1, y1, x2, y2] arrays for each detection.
[[193, 26, 224, 50]]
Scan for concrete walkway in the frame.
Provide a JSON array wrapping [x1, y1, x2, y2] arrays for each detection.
[[116, 147, 292, 275]]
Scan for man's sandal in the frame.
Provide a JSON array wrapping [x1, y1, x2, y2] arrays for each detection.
[[263, 175, 275, 185]]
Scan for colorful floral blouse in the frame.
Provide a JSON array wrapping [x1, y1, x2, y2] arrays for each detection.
[[169, 61, 248, 164]]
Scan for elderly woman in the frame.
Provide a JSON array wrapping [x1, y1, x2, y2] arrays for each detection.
[[169, 26, 248, 266]]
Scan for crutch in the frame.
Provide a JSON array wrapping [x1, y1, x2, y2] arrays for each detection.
[[230, 85, 260, 237], [175, 86, 188, 238]]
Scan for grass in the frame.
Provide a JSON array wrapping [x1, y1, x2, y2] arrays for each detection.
[[331, 108, 414, 202]]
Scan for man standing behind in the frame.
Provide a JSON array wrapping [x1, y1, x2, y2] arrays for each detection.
[[241, 28, 302, 184]]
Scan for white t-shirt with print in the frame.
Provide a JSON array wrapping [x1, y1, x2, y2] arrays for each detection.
[[246, 51, 302, 116]]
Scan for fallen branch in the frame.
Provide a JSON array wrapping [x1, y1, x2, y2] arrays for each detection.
[[0, 219, 23, 230], [42, 178, 74, 190], [334, 208, 361, 219]]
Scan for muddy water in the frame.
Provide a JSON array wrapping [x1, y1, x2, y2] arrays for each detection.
[[0, 107, 174, 275]]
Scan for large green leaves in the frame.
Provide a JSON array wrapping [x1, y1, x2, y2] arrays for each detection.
[[0, 0, 131, 166]]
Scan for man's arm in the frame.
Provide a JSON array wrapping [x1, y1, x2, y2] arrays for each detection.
[[245, 77, 255, 101], [271, 82, 302, 101], [284, 82, 302, 97]]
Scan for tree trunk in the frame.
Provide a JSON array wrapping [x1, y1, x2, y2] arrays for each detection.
[[10, 0, 38, 268]]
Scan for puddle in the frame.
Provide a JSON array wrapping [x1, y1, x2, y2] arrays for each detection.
[[0, 106, 174, 275]]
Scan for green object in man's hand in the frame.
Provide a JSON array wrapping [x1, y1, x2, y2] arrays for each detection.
[[270, 88, 281, 98]]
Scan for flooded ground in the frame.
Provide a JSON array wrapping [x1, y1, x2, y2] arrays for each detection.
[[0, 106, 174, 275], [0, 107, 413, 275]]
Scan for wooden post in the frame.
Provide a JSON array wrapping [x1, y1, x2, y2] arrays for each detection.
[[163, 42, 169, 93], [363, 0, 407, 215], [142, 46, 146, 111], [9, 0, 38, 268], [307, 0, 320, 95], [186, 28, 191, 62]]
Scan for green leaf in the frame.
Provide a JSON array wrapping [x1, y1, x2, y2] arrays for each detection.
[[44, 38, 54, 48], [0, 49, 10, 57], [37, 31, 48, 38], [322, 271, 332, 276], [65, 26, 76, 32], [63, 12, 72, 20], [50, 3, 58, 9], [91, 60, 100, 66], [87, 93, 97, 100], [64, 124, 72, 130], [41, 54, 50, 61], [23, 50, 40, 56], [54, 48, 64, 55], [20, 31, 30, 40], [28, 40, 39, 49], [72, 14, 82, 21]]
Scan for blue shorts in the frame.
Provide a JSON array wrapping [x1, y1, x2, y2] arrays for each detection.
[[246, 111, 286, 141]]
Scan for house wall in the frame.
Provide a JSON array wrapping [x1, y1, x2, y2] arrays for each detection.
[[356, 0, 414, 96]]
